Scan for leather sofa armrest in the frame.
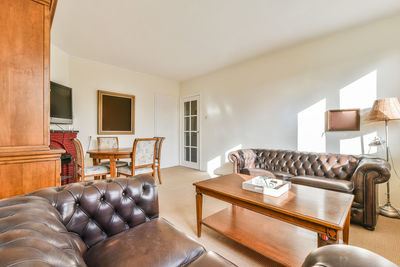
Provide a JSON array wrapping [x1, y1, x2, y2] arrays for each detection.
[[351, 158, 391, 228], [351, 158, 391, 187], [302, 244, 397, 267], [228, 149, 257, 174]]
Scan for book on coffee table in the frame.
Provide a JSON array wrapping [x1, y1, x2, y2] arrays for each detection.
[[242, 176, 291, 197]]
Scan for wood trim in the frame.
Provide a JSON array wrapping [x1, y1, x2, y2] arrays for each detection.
[[43, 4, 50, 146], [0, 145, 50, 153], [134, 163, 153, 169], [31, 0, 51, 6], [97, 90, 135, 135], [0, 149, 64, 165], [0, 148, 64, 159], [55, 158, 61, 187], [49, 0, 57, 27]]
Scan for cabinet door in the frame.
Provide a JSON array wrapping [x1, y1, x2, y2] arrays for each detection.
[[0, 158, 60, 199], [0, 0, 50, 151]]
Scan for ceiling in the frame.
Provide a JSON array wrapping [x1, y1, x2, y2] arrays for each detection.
[[52, 0, 400, 81]]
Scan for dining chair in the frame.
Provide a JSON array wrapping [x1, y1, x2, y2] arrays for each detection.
[[97, 136, 129, 168], [72, 138, 110, 182], [154, 137, 166, 184], [118, 138, 157, 179]]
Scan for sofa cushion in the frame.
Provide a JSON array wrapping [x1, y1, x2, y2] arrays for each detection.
[[241, 168, 276, 178], [289, 176, 354, 193], [187, 251, 237, 267], [84, 218, 205, 267], [0, 196, 86, 267]]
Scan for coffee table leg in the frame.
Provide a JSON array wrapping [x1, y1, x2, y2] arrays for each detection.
[[196, 189, 203, 237], [317, 229, 339, 247], [343, 209, 350, 244]]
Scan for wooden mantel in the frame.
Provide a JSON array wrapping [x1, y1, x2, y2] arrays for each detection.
[[0, 0, 62, 198]]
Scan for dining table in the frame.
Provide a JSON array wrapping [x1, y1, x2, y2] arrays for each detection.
[[87, 147, 132, 178]]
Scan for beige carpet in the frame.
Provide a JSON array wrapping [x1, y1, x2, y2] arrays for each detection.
[[157, 166, 400, 267]]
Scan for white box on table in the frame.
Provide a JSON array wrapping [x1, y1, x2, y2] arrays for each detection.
[[242, 176, 291, 197]]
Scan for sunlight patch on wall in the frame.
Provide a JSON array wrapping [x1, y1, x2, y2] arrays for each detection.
[[340, 71, 377, 109], [297, 99, 326, 152], [340, 137, 362, 155], [207, 156, 221, 178], [206, 104, 221, 117]]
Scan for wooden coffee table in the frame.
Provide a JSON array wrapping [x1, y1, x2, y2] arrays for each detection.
[[194, 173, 354, 267]]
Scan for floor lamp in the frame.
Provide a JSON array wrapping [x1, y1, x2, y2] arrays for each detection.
[[366, 97, 400, 218]]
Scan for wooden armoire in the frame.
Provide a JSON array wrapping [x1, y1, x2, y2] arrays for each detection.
[[0, 0, 64, 198]]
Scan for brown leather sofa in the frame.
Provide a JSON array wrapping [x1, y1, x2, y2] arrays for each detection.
[[0, 174, 236, 267], [229, 149, 391, 230], [302, 245, 398, 267]]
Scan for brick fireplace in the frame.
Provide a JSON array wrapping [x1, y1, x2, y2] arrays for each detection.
[[50, 130, 79, 185]]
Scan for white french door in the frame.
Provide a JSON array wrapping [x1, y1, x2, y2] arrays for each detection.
[[181, 95, 200, 169]]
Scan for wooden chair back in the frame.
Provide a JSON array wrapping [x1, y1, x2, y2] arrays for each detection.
[[154, 137, 166, 162], [131, 138, 157, 172], [97, 136, 119, 149], [71, 138, 85, 177]]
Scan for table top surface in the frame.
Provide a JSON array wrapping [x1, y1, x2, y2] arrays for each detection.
[[87, 147, 132, 154], [194, 173, 354, 229]]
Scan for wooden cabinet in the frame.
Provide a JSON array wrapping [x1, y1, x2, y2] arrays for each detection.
[[0, 0, 63, 199]]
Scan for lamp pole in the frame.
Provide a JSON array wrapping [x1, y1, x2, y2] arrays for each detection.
[[379, 119, 400, 218]]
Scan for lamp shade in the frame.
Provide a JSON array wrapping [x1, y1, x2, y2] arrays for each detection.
[[366, 97, 400, 121]]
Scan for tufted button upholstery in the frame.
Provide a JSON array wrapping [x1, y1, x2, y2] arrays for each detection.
[[0, 175, 236, 267], [0, 196, 87, 266], [252, 150, 359, 179], [29, 174, 159, 248], [229, 149, 391, 229]]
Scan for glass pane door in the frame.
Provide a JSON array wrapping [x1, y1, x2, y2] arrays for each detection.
[[182, 96, 199, 169]]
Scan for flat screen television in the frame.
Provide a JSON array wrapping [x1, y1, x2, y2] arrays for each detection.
[[50, 81, 73, 124]]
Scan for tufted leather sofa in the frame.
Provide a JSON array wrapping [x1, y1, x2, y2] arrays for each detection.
[[229, 149, 391, 230], [0, 174, 236, 267]]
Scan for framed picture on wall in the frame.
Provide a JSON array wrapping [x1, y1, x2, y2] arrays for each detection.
[[98, 90, 135, 134], [326, 109, 360, 131]]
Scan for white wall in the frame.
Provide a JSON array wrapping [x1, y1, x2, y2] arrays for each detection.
[[50, 45, 180, 168], [180, 14, 400, 206], [51, 45, 71, 86]]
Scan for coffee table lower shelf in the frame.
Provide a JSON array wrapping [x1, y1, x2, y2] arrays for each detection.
[[201, 206, 317, 267]]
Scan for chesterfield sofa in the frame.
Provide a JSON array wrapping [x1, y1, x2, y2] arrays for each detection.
[[229, 149, 391, 230], [0, 174, 235, 267]]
